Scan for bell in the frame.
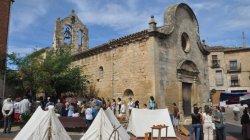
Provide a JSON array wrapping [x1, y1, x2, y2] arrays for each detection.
[[64, 27, 71, 39]]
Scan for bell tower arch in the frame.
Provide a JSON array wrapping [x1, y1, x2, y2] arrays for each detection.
[[52, 10, 89, 53]]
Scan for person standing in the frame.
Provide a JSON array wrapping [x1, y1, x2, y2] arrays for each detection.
[[117, 98, 122, 114], [213, 106, 225, 140], [120, 101, 126, 115], [128, 97, 134, 116], [13, 98, 21, 121], [190, 107, 202, 140], [233, 105, 240, 121], [134, 100, 139, 108], [173, 103, 179, 131], [55, 99, 63, 116], [149, 96, 155, 110], [20, 96, 31, 115], [85, 104, 93, 130], [241, 108, 250, 139], [111, 99, 116, 115], [2, 98, 14, 133], [202, 105, 213, 140]]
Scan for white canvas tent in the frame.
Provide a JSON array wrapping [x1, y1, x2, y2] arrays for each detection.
[[127, 108, 176, 138], [14, 106, 71, 140], [81, 108, 130, 140]]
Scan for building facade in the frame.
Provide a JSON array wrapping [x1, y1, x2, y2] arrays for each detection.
[[0, 0, 13, 71], [208, 46, 250, 93], [53, 3, 210, 119]]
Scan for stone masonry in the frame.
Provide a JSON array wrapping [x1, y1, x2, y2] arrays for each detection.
[[54, 3, 210, 121]]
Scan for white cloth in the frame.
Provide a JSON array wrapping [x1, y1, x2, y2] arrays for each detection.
[[14, 107, 71, 140], [81, 108, 130, 140], [20, 99, 31, 114], [233, 106, 240, 112], [14, 102, 21, 113], [85, 108, 93, 120], [203, 113, 213, 123], [2, 101, 14, 116], [121, 104, 126, 114], [127, 108, 176, 137]]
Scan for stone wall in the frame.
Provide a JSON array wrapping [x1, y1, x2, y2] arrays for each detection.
[[72, 37, 156, 106]]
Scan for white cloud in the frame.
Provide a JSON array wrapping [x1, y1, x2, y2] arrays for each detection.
[[67, 0, 158, 34], [8, 45, 43, 57], [10, 0, 50, 33]]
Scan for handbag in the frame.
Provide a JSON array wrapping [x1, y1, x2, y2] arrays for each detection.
[[212, 123, 215, 129]]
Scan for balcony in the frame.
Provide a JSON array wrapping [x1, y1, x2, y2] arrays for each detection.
[[227, 63, 241, 73], [211, 60, 220, 68]]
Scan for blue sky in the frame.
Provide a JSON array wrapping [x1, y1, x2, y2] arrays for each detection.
[[8, 0, 250, 56]]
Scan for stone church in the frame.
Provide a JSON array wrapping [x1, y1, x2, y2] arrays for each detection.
[[52, 3, 210, 118]]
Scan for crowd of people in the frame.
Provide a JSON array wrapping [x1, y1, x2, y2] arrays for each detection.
[[0, 94, 158, 133], [2, 94, 249, 139], [172, 102, 250, 140]]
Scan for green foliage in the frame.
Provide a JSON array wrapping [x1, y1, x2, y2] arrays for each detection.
[[7, 48, 87, 97]]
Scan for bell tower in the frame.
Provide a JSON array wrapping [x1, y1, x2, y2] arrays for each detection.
[[52, 10, 89, 53]]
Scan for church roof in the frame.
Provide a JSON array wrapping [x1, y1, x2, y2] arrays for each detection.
[[74, 29, 151, 60]]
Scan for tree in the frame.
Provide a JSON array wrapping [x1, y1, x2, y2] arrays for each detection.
[[7, 48, 87, 98]]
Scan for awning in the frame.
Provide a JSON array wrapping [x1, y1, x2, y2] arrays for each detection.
[[220, 92, 248, 101]]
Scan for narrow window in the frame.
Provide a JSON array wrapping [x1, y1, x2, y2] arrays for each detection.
[[231, 74, 239, 86], [215, 70, 223, 86], [99, 66, 104, 79]]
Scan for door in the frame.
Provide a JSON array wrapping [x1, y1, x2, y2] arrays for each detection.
[[182, 82, 192, 117]]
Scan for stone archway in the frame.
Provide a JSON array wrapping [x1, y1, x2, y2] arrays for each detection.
[[124, 89, 134, 96], [177, 60, 199, 117]]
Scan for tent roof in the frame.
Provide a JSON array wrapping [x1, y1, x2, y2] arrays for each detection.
[[14, 106, 71, 140], [221, 92, 249, 95], [81, 108, 130, 140]]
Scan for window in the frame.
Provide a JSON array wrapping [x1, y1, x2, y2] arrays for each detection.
[[215, 70, 223, 86], [212, 55, 217, 60], [229, 60, 237, 70], [99, 66, 104, 79], [181, 32, 190, 53], [231, 74, 239, 86], [78, 30, 82, 46], [211, 55, 220, 68]]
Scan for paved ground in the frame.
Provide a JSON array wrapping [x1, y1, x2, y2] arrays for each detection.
[[0, 107, 245, 140]]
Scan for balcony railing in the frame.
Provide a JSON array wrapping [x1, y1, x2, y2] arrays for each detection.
[[227, 63, 241, 73], [211, 60, 220, 68]]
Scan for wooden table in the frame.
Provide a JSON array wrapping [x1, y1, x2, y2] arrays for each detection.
[[151, 125, 168, 140], [58, 116, 86, 128]]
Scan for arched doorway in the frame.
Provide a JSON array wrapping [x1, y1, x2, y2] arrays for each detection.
[[124, 89, 134, 96], [177, 60, 199, 117]]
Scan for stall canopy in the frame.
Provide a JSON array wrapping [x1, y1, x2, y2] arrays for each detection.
[[220, 92, 249, 104], [127, 108, 176, 138], [14, 106, 71, 140], [81, 108, 130, 140], [240, 94, 250, 106]]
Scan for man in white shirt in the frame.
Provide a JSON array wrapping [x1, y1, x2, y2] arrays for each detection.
[[2, 98, 14, 133], [233, 105, 240, 121], [19, 96, 31, 114], [127, 97, 134, 116]]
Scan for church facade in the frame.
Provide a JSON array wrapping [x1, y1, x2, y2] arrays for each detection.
[[53, 3, 210, 118]]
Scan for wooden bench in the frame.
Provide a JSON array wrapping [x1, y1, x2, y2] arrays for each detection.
[[58, 116, 86, 128]]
